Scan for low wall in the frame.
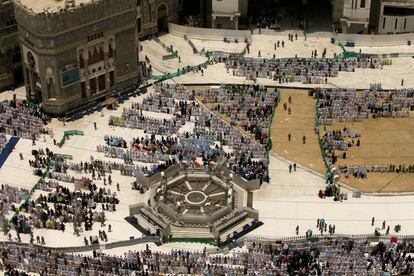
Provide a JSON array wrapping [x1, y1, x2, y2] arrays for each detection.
[[242, 233, 414, 243], [1, 236, 161, 254], [162, 54, 176, 60], [335, 33, 414, 46], [169, 23, 251, 42]]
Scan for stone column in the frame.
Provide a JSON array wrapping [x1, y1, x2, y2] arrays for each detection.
[[28, 68, 36, 101], [104, 49, 110, 94], [84, 56, 91, 97]]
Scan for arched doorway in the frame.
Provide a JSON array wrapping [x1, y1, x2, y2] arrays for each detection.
[[157, 3, 168, 33], [12, 51, 23, 84], [46, 77, 54, 99], [26, 51, 41, 103]]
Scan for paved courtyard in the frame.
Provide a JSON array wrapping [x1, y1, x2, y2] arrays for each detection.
[[0, 32, 414, 255]]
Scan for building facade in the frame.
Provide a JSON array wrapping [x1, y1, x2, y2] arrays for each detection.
[[370, 0, 414, 34], [0, 0, 21, 91], [13, 0, 141, 115], [139, 0, 181, 38], [211, 0, 247, 30], [9, 0, 180, 115], [334, 0, 372, 33]]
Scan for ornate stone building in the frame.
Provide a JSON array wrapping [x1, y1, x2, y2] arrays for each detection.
[[0, 0, 21, 91], [12, 0, 180, 115], [139, 0, 181, 38]]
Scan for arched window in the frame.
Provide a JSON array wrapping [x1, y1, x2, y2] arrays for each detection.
[[98, 47, 104, 62], [47, 78, 54, 99], [108, 41, 114, 58], [27, 51, 36, 69]]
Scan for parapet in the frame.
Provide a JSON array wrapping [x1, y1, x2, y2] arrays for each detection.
[[13, 0, 137, 36]]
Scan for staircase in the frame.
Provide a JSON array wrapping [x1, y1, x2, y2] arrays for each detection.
[[170, 225, 214, 239]]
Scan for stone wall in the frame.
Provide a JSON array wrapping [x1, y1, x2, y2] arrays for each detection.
[[169, 23, 251, 41], [335, 32, 414, 46], [140, 0, 181, 38], [14, 0, 139, 115], [13, 0, 136, 36], [0, 0, 20, 91]]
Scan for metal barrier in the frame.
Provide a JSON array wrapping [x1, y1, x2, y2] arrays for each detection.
[[0, 236, 161, 253]]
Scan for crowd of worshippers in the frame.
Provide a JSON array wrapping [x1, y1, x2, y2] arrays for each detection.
[[225, 56, 383, 83], [339, 164, 414, 178], [188, 107, 269, 181], [66, 157, 172, 178], [98, 131, 267, 182], [318, 184, 345, 201], [0, 184, 29, 215], [98, 134, 214, 166], [18, 182, 118, 232], [0, 99, 51, 140], [21, 148, 121, 233], [110, 87, 198, 137], [46, 148, 168, 180], [315, 88, 413, 125], [0, 134, 7, 152], [321, 127, 361, 165], [28, 148, 55, 176], [97, 135, 172, 165], [131, 92, 176, 114], [104, 135, 127, 148], [109, 112, 182, 136], [195, 84, 276, 143], [1, 238, 412, 275], [107, 83, 270, 182]]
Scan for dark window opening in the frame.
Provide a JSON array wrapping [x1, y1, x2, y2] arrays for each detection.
[[81, 82, 86, 98], [384, 6, 414, 16], [110, 71, 115, 87], [98, 74, 105, 91], [90, 78, 96, 94]]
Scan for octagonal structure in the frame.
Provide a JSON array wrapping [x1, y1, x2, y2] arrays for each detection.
[[129, 163, 261, 242]]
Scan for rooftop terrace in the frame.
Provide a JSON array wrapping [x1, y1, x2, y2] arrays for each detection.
[[15, 0, 94, 14]]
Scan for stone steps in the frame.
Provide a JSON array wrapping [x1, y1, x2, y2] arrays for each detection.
[[170, 226, 214, 238], [135, 214, 157, 234]]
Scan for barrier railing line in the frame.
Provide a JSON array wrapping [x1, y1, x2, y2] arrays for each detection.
[[169, 23, 251, 42], [150, 55, 211, 83], [242, 233, 414, 242], [315, 97, 329, 175], [152, 35, 179, 59], [58, 130, 84, 147], [0, 236, 161, 253], [264, 89, 280, 179]]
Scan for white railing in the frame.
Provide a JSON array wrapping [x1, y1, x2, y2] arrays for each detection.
[[335, 32, 414, 46], [242, 233, 414, 242], [169, 23, 251, 42]]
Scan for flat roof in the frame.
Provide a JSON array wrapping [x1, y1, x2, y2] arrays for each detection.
[[15, 0, 94, 14]]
